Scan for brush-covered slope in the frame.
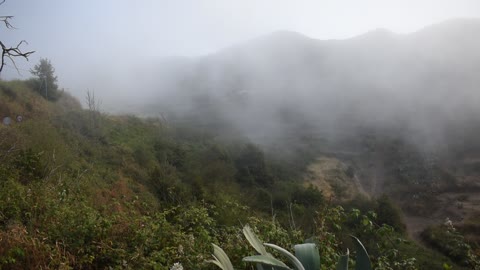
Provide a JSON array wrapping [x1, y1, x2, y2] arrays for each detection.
[[0, 80, 327, 269], [2, 80, 472, 269]]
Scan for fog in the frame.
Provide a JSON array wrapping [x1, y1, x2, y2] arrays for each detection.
[[145, 19, 480, 155], [2, 1, 480, 154]]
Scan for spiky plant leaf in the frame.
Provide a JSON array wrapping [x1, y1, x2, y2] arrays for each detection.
[[335, 249, 349, 270], [351, 236, 372, 270], [243, 225, 269, 255], [264, 243, 306, 270], [208, 259, 227, 270], [294, 243, 320, 270], [209, 243, 234, 270], [243, 255, 291, 270]]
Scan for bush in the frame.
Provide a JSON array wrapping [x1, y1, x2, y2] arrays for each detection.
[[421, 224, 480, 268]]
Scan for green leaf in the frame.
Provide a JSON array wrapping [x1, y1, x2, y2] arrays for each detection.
[[209, 243, 234, 270], [243, 225, 269, 255], [208, 259, 227, 270], [362, 218, 369, 226], [335, 249, 349, 270], [351, 236, 372, 270], [264, 243, 306, 270], [294, 243, 320, 270], [243, 255, 291, 269]]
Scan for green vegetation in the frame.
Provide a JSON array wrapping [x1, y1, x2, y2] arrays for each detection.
[[421, 221, 480, 269], [0, 79, 477, 269], [210, 225, 372, 270], [29, 58, 60, 101]]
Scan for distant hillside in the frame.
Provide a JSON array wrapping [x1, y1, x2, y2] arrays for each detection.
[[126, 19, 480, 155]]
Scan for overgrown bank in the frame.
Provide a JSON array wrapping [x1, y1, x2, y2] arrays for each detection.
[[0, 80, 477, 269]]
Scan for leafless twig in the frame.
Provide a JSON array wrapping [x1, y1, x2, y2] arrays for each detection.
[[0, 1, 35, 73], [0, 40, 34, 73], [0, 15, 14, 29]]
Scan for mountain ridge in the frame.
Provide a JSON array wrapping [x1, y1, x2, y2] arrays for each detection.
[[203, 17, 480, 58], [122, 18, 480, 154]]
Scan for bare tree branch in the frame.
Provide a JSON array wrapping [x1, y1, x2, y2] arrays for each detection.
[[85, 90, 101, 112], [0, 40, 35, 73], [0, 1, 35, 74], [0, 15, 14, 29]]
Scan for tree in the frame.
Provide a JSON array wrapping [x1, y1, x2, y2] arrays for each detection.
[[30, 58, 60, 100], [0, 0, 34, 73]]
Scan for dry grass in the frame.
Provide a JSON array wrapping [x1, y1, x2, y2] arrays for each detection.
[[303, 157, 360, 200], [0, 224, 72, 269]]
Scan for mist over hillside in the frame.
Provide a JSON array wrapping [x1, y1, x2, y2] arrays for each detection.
[[113, 19, 480, 155], [3, 0, 480, 266]]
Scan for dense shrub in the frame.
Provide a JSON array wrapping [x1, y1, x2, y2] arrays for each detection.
[[421, 223, 480, 268]]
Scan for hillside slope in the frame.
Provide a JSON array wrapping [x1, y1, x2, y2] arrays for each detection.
[[0, 80, 326, 269], [128, 19, 480, 153], [2, 80, 474, 269]]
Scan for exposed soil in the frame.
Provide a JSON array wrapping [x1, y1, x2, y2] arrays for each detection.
[[304, 156, 368, 201], [304, 154, 480, 243]]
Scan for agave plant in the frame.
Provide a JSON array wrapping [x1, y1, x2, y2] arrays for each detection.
[[209, 225, 372, 270], [208, 243, 234, 270]]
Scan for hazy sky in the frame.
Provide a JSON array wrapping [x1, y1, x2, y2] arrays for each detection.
[[1, 0, 480, 99]]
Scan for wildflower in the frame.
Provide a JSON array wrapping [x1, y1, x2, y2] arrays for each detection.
[[170, 262, 183, 270], [444, 217, 455, 231]]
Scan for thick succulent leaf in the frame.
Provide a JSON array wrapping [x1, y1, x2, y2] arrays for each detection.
[[351, 236, 372, 270], [335, 249, 349, 270], [294, 243, 320, 270], [208, 259, 227, 270], [210, 243, 234, 270], [243, 225, 269, 255], [243, 255, 291, 270], [264, 243, 306, 270]]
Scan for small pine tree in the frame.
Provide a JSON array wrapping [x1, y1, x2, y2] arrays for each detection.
[[29, 58, 60, 100]]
